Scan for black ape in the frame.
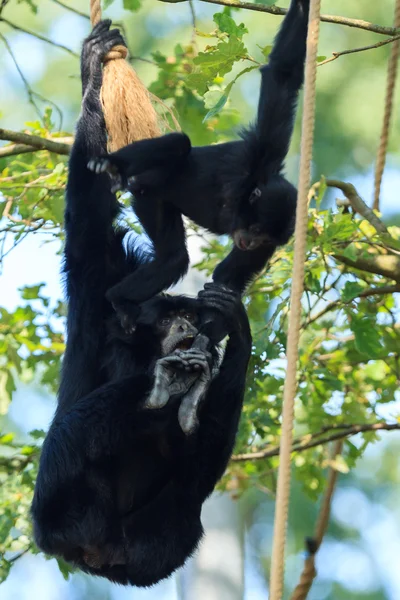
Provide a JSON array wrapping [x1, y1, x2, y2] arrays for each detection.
[[88, 0, 309, 322], [31, 22, 252, 588]]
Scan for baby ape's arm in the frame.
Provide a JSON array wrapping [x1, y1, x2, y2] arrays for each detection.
[[58, 21, 128, 415], [88, 132, 191, 189], [255, 0, 309, 165]]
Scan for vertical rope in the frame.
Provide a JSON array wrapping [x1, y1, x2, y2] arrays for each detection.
[[290, 440, 343, 600], [90, 0, 102, 26], [268, 1, 321, 598], [373, 0, 400, 211]]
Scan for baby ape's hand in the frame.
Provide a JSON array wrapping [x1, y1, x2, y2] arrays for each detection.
[[198, 282, 242, 343]]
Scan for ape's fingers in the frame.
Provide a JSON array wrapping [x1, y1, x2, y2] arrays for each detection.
[[89, 19, 112, 38], [203, 282, 238, 297]]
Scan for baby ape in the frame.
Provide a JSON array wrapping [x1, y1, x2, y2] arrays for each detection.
[[88, 0, 310, 325], [31, 22, 252, 588]]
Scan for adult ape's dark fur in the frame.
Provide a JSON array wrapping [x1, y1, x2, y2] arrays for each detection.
[[31, 22, 252, 588], [89, 0, 310, 323]]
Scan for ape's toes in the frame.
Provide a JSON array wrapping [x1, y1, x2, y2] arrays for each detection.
[[87, 158, 110, 174]]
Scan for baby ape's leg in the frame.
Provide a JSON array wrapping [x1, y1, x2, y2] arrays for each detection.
[[88, 132, 191, 191], [212, 243, 276, 296]]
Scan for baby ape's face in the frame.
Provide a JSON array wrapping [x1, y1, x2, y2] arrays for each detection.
[[157, 310, 199, 356], [232, 225, 269, 251], [233, 174, 297, 251]]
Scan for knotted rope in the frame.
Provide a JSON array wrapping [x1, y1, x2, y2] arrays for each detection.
[[90, 0, 160, 151]]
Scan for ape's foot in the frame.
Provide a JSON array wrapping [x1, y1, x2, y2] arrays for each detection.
[[87, 158, 125, 193]]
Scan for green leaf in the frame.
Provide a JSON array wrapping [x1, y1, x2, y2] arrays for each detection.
[[315, 175, 327, 207], [341, 244, 358, 262], [259, 44, 272, 60], [213, 13, 248, 39], [20, 284, 45, 301], [203, 65, 258, 121], [203, 94, 229, 122], [341, 281, 364, 302], [29, 429, 46, 440], [123, 0, 142, 10], [103, 0, 115, 8], [56, 557, 75, 580], [364, 360, 389, 381], [350, 316, 382, 359], [0, 433, 15, 445], [305, 272, 321, 294]]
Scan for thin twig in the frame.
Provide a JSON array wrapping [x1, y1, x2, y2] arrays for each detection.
[[232, 422, 400, 462], [159, 0, 400, 37], [305, 284, 400, 327], [0, 32, 63, 129], [52, 0, 90, 19], [0, 18, 79, 57], [318, 34, 400, 67]]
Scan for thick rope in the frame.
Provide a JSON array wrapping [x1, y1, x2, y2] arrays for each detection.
[[268, 1, 321, 598], [290, 440, 343, 600], [373, 0, 400, 211], [89, 0, 161, 151]]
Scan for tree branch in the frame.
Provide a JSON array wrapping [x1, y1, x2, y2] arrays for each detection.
[[0, 129, 72, 155], [333, 252, 400, 283], [326, 179, 388, 234], [232, 422, 400, 462], [158, 0, 400, 36], [318, 34, 400, 67], [0, 18, 78, 57], [305, 284, 400, 327]]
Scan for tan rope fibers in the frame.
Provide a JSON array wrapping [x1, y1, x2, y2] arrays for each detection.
[[373, 0, 400, 211], [268, 1, 321, 598], [290, 440, 343, 600], [90, 0, 160, 151]]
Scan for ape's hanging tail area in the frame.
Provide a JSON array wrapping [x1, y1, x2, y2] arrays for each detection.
[[90, 0, 161, 151]]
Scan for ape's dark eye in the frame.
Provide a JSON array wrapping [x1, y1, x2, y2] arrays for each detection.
[[160, 317, 171, 327], [184, 313, 195, 323], [251, 225, 262, 235]]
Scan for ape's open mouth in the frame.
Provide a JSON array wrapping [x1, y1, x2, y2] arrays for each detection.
[[174, 336, 195, 351]]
